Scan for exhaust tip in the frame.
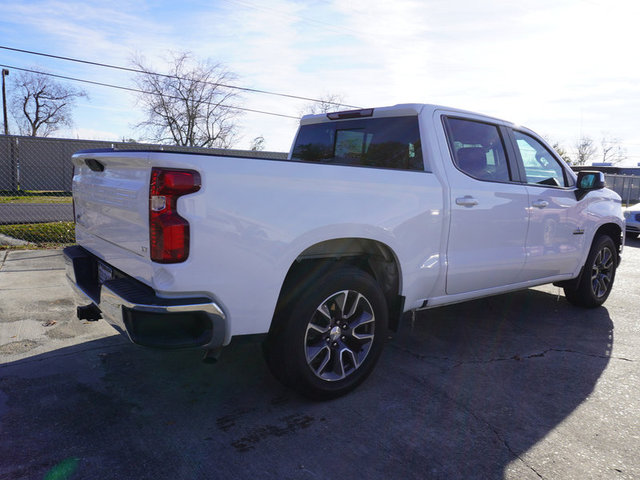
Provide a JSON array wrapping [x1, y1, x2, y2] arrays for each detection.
[[77, 304, 102, 321], [202, 348, 222, 364]]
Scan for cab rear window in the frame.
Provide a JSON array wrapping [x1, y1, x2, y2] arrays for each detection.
[[291, 116, 424, 171]]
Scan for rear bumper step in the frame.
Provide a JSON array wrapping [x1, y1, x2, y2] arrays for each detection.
[[63, 245, 227, 349]]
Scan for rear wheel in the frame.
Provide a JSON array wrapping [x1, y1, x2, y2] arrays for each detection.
[[263, 266, 388, 400], [564, 235, 617, 308]]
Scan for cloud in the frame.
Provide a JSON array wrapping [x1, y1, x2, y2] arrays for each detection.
[[1, 0, 639, 161]]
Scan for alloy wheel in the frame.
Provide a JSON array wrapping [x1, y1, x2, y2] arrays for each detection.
[[591, 246, 614, 298], [304, 290, 375, 381]]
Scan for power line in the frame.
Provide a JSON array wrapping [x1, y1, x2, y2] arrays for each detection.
[[0, 45, 359, 108], [0, 64, 300, 120]]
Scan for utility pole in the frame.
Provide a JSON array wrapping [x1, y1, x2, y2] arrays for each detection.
[[1, 68, 9, 135]]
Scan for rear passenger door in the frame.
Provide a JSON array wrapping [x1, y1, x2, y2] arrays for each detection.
[[442, 116, 530, 295]]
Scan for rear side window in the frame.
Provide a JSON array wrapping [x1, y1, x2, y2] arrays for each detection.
[[444, 117, 511, 182], [291, 116, 424, 171]]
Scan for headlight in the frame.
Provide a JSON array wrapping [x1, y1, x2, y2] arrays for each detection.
[[624, 211, 631, 218]]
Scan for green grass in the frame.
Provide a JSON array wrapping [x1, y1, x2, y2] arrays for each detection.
[[0, 196, 73, 204], [0, 221, 75, 246], [0, 191, 72, 204]]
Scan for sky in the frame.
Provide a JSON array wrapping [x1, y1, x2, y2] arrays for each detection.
[[1, 0, 639, 165]]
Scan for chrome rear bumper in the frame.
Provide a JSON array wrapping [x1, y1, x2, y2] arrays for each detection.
[[63, 245, 227, 349]]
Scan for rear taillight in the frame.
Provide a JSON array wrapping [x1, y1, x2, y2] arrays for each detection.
[[149, 168, 201, 263]]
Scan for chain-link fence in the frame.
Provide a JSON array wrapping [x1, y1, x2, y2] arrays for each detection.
[[0, 134, 287, 248], [2, 135, 639, 249], [604, 174, 640, 206]]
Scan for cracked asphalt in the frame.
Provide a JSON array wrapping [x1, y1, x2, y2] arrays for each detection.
[[0, 241, 638, 480]]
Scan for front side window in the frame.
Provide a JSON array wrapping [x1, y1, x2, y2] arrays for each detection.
[[291, 116, 423, 171], [444, 117, 511, 182], [514, 131, 571, 187]]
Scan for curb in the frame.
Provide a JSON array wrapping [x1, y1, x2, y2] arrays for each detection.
[[0, 233, 32, 247]]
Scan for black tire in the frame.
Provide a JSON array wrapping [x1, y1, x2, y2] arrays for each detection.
[[564, 235, 617, 308], [263, 266, 388, 400]]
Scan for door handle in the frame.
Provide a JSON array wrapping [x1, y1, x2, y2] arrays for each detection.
[[532, 200, 549, 209], [455, 196, 478, 207]]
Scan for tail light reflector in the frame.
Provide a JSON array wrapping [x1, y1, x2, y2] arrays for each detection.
[[149, 168, 201, 263]]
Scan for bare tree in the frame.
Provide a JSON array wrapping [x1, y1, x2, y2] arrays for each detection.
[[250, 135, 265, 151], [551, 141, 573, 164], [600, 134, 627, 165], [300, 93, 348, 116], [544, 135, 573, 164], [133, 52, 241, 148], [574, 135, 597, 166], [9, 70, 87, 137]]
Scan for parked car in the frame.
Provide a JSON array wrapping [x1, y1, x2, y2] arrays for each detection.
[[623, 203, 640, 238]]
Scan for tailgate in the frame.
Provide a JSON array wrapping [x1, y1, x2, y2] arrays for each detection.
[[72, 150, 151, 258]]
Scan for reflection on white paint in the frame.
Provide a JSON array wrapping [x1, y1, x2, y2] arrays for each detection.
[[420, 254, 440, 269]]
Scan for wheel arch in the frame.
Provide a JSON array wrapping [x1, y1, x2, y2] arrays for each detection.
[[556, 222, 623, 292], [594, 222, 623, 265], [272, 237, 404, 332]]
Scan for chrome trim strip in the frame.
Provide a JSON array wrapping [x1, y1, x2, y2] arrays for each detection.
[[100, 284, 225, 319]]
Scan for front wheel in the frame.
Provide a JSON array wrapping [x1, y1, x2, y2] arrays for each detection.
[[263, 266, 388, 400], [564, 235, 617, 308]]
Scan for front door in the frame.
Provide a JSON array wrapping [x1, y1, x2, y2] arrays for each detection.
[[511, 130, 585, 280]]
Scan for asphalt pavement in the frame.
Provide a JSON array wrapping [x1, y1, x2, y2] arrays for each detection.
[[0, 243, 638, 480], [0, 203, 74, 225]]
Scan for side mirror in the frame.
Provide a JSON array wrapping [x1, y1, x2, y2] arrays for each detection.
[[575, 170, 605, 200]]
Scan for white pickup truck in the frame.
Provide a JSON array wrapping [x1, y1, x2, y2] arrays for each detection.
[[64, 103, 624, 399]]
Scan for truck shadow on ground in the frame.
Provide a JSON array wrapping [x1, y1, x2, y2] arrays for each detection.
[[0, 288, 612, 480]]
